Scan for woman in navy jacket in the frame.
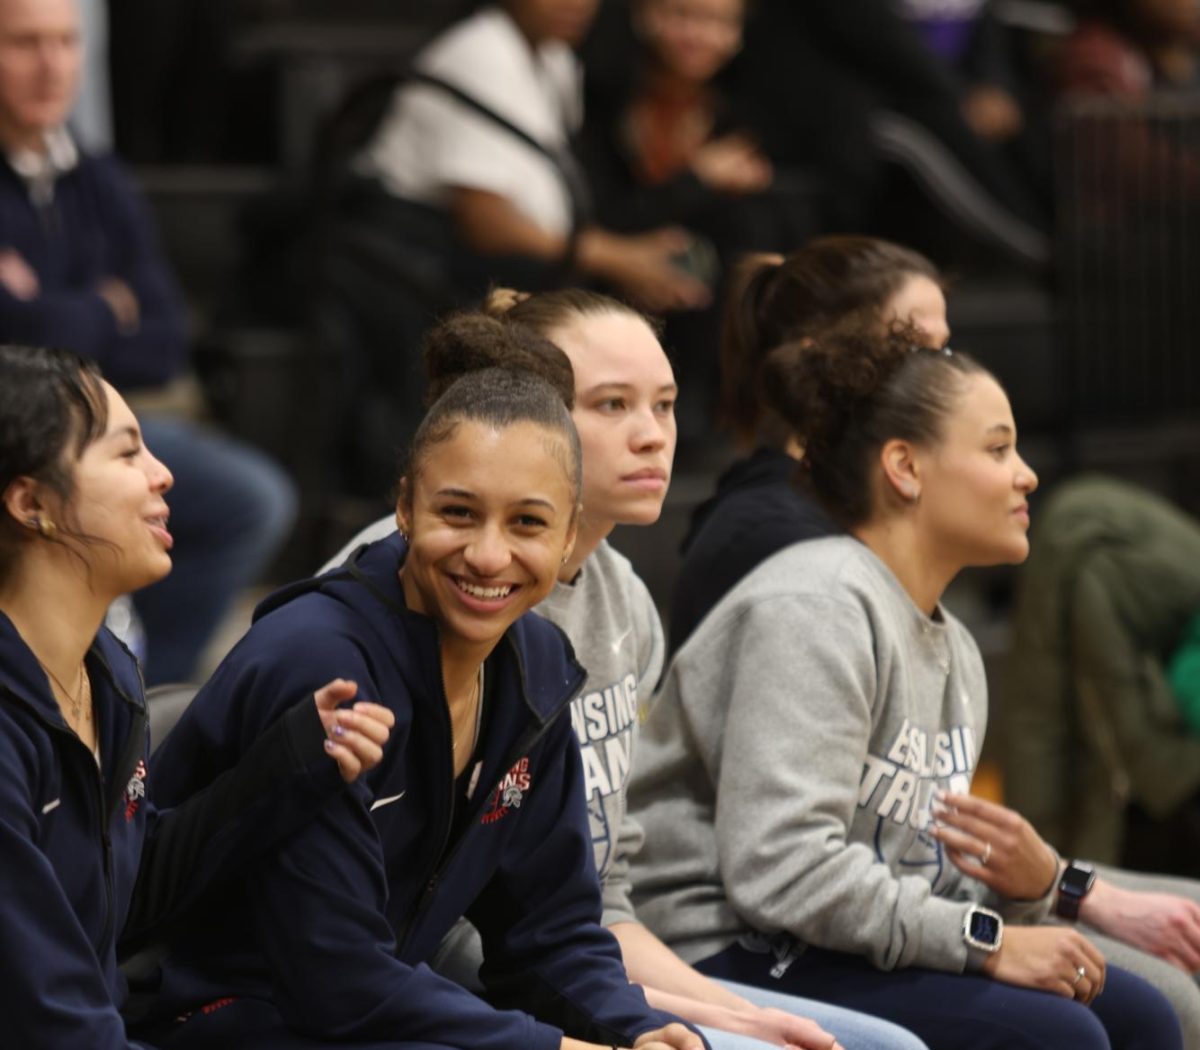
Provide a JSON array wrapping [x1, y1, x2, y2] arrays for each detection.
[[0, 346, 392, 1048], [143, 318, 704, 1050]]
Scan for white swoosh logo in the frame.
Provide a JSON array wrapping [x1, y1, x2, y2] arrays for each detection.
[[369, 790, 406, 812]]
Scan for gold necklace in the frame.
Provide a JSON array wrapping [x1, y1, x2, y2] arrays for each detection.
[[37, 658, 91, 723], [451, 666, 484, 756]]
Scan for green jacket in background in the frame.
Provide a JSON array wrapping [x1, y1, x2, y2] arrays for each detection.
[[1001, 475, 1200, 864]]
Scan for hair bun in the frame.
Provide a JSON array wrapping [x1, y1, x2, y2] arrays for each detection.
[[481, 287, 532, 318], [423, 311, 575, 409]]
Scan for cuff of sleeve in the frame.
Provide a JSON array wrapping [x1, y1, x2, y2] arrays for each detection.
[[1000, 849, 1060, 926], [913, 897, 973, 973], [280, 695, 344, 795], [530, 1019, 564, 1050]]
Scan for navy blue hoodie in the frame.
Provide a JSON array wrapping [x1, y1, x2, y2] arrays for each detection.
[[0, 611, 340, 1048], [146, 534, 690, 1050]]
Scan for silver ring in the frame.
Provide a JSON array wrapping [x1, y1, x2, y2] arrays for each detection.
[[980, 841, 992, 866], [1072, 965, 1086, 987]]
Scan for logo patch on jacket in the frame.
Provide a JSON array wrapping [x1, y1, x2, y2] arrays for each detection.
[[481, 757, 531, 825], [124, 759, 147, 822]]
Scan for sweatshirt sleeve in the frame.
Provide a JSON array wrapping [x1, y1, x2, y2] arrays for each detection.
[[472, 713, 699, 1046], [0, 724, 153, 1049], [713, 595, 974, 973], [122, 696, 343, 946], [601, 577, 663, 928]]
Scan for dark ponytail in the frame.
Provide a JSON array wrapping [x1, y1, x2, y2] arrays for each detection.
[[719, 237, 941, 446]]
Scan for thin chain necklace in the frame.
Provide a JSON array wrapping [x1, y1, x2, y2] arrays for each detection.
[[451, 665, 485, 756], [36, 657, 91, 723]]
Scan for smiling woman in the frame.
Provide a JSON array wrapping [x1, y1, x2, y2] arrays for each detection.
[[0, 345, 392, 1049], [140, 316, 704, 1050]]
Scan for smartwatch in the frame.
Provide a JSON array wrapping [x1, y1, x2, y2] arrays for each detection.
[[1056, 860, 1097, 921], [963, 904, 1004, 956]]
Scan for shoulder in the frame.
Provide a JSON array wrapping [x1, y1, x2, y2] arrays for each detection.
[[416, 8, 532, 85], [680, 538, 877, 656], [505, 610, 585, 712]]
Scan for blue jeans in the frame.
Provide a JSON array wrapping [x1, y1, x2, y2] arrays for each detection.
[[699, 943, 1183, 1050], [701, 978, 929, 1050], [133, 417, 297, 685]]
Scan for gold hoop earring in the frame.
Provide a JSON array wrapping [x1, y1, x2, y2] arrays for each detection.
[[27, 516, 56, 538]]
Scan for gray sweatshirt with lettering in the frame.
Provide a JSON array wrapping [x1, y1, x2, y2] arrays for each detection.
[[628, 536, 1052, 974]]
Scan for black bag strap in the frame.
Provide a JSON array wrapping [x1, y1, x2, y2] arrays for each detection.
[[406, 69, 592, 226]]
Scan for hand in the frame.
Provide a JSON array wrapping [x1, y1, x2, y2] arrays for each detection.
[[313, 678, 395, 782], [724, 1004, 842, 1049], [1082, 883, 1200, 974], [983, 925, 1106, 1004], [577, 227, 711, 313], [961, 85, 1023, 141], [932, 791, 1058, 901], [634, 1022, 708, 1050], [690, 134, 774, 194], [0, 248, 39, 300], [96, 276, 140, 333]]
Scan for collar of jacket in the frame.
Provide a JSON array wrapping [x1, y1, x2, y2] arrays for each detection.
[[0, 609, 148, 798]]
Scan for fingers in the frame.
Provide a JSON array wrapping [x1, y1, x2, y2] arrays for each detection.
[[314, 678, 359, 712], [937, 791, 1013, 824]]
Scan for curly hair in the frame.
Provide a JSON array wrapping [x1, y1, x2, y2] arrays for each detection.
[[764, 324, 988, 527]]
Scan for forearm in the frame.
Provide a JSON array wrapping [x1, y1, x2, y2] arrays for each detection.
[[450, 187, 567, 259], [609, 922, 752, 1012], [1077, 875, 1128, 936]]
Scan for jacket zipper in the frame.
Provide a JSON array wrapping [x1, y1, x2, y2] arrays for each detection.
[[395, 640, 586, 953], [1, 654, 146, 959]]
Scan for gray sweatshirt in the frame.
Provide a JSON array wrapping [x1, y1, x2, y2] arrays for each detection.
[[541, 539, 664, 926], [628, 535, 1052, 975]]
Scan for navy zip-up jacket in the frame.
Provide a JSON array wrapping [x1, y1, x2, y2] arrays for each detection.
[[0, 611, 341, 1047], [147, 534, 691, 1050]]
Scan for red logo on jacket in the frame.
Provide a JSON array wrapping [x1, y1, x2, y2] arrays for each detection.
[[124, 759, 147, 822], [481, 757, 531, 824]]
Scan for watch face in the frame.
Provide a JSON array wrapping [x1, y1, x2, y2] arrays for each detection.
[[968, 909, 1001, 948], [1060, 864, 1097, 897]]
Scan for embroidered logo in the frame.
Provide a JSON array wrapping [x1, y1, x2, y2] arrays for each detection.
[[124, 759, 147, 822], [481, 756, 531, 825]]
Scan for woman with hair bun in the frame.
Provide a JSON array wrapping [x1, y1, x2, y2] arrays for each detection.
[[671, 235, 947, 652], [0, 346, 393, 1048], [629, 326, 1185, 1049], [327, 288, 928, 1050], [141, 314, 703, 1050]]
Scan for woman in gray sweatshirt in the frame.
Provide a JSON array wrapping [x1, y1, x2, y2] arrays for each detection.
[[627, 324, 1183, 1049]]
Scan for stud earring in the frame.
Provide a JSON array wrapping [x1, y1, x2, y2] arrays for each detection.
[[27, 516, 56, 538]]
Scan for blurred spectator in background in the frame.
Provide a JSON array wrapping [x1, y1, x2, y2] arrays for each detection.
[[1002, 475, 1200, 878], [670, 236, 946, 652], [1055, 0, 1200, 98], [580, 0, 811, 254], [718, 0, 1051, 269], [355, 0, 711, 314], [0, 0, 296, 684]]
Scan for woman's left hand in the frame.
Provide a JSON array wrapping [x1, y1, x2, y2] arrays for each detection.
[[931, 792, 1058, 900], [634, 1022, 708, 1050], [1083, 884, 1200, 974], [313, 678, 395, 782]]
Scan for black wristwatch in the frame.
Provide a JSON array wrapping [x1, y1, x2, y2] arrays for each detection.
[[963, 904, 1004, 960], [1056, 860, 1097, 921]]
